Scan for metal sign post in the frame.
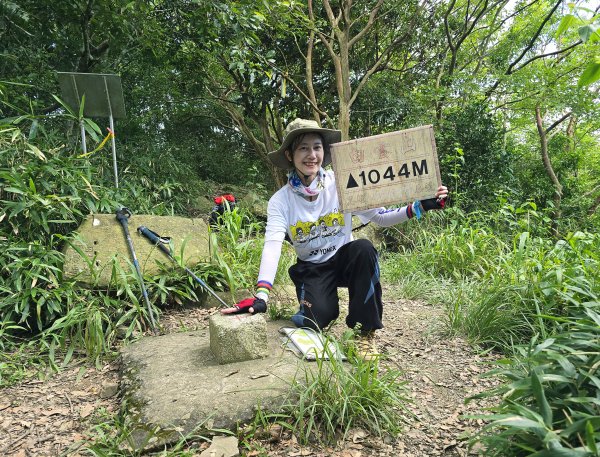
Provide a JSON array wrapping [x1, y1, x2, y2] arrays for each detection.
[[57, 72, 126, 188]]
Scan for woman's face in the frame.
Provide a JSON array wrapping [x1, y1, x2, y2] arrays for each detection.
[[285, 133, 324, 184]]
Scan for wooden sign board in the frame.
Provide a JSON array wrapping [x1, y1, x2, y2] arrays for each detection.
[[330, 125, 441, 212]]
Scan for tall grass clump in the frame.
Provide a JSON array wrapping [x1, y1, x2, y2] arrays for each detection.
[[381, 200, 600, 351], [444, 231, 598, 350], [209, 204, 295, 298], [258, 337, 409, 445], [443, 280, 530, 348], [382, 206, 507, 280], [498, 231, 599, 338], [469, 293, 600, 456]]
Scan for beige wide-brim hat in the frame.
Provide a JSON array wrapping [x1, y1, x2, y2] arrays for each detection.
[[268, 118, 342, 169]]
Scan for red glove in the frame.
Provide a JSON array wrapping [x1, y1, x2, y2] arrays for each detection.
[[222, 297, 267, 314]]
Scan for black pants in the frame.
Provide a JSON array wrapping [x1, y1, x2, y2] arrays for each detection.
[[289, 239, 383, 332]]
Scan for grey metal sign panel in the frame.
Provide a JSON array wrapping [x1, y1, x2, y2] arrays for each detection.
[[57, 72, 126, 118]]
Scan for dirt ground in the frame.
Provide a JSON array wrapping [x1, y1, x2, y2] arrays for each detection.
[[0, 291, 500, 456]]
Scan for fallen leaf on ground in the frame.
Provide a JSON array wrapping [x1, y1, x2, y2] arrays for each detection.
[[79, 404, 95, 418]]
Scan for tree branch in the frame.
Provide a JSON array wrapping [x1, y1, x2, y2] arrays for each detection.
[[536, 105, 562, 195], [506, 0, 562, 75], [583, 185, 600, 199], [443, 0, 458, 55], [514, 40, 582, 73], [545, 111, 572, 135], [486, 0, 562, 97], [348, 0, 384, 48]]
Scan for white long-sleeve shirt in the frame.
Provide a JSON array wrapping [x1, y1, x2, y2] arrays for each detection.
[[256, 170, 414, 300]]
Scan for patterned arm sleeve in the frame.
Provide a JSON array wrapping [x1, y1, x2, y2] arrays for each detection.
[[355, 204, 417, 227], [255, 194, 288, 301], [255, 239, 283, 301]]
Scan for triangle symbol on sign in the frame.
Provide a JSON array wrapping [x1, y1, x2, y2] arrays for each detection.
[[346, 174, 359, 189]]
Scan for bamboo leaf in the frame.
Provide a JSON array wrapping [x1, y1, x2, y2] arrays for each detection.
[[492, 415, 547, 432], [27, 144, 46, 161], [51, 94, 76, 117], [530, 447, 590, 457], [585, 420, 598, 454], [4, 186, 24, 195], [79, 94, 85, 119], [531, 370, 553, 427], [561, 416, 600, 438], [534, 338, 556, 355]]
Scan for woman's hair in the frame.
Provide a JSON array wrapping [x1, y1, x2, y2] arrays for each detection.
[[288, 132, 329, 165]]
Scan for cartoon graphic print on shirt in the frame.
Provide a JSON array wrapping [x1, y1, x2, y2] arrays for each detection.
[[290, 212, 345, 248]]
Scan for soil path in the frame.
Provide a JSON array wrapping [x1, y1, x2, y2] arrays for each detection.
[[0, 294, 498, 456]]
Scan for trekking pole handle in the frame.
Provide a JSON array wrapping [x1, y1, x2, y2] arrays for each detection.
[[137, 226, 171, 255], [137, 225, 160, 244], [116, 207, 132, 223]]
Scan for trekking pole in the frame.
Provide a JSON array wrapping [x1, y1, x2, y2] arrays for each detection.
[[137, 225, 230, 309], [115, 208, 159, 334]]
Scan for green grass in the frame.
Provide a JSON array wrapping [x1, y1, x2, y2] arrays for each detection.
[[468, 304, 600, 456], [250, 334, 410, 446], [0, 340, 50, 387], [380, 208, 600, 456], [381, 213, 600, 353], [76, 405, 217, 456]]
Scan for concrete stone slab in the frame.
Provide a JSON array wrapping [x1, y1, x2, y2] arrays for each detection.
[[63, 214, 210, 288], [120, 320, 302, 450], [209, 313, 268, 364]]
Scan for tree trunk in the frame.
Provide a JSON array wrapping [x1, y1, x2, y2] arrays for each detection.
[[589, 195, 600, 216], [566, 115, 577, 176], [535, 105, 562, 236], [76, 0, 109, 73], [257, 111, 287, 189], [306, 0, 410, 139]]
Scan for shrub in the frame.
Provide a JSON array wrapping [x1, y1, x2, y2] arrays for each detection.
[[470, 303, 600, 456], [0, 120, 204, 380]]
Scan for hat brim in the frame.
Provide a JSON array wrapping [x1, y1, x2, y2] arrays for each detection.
[[268, 127, 342, 169]]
